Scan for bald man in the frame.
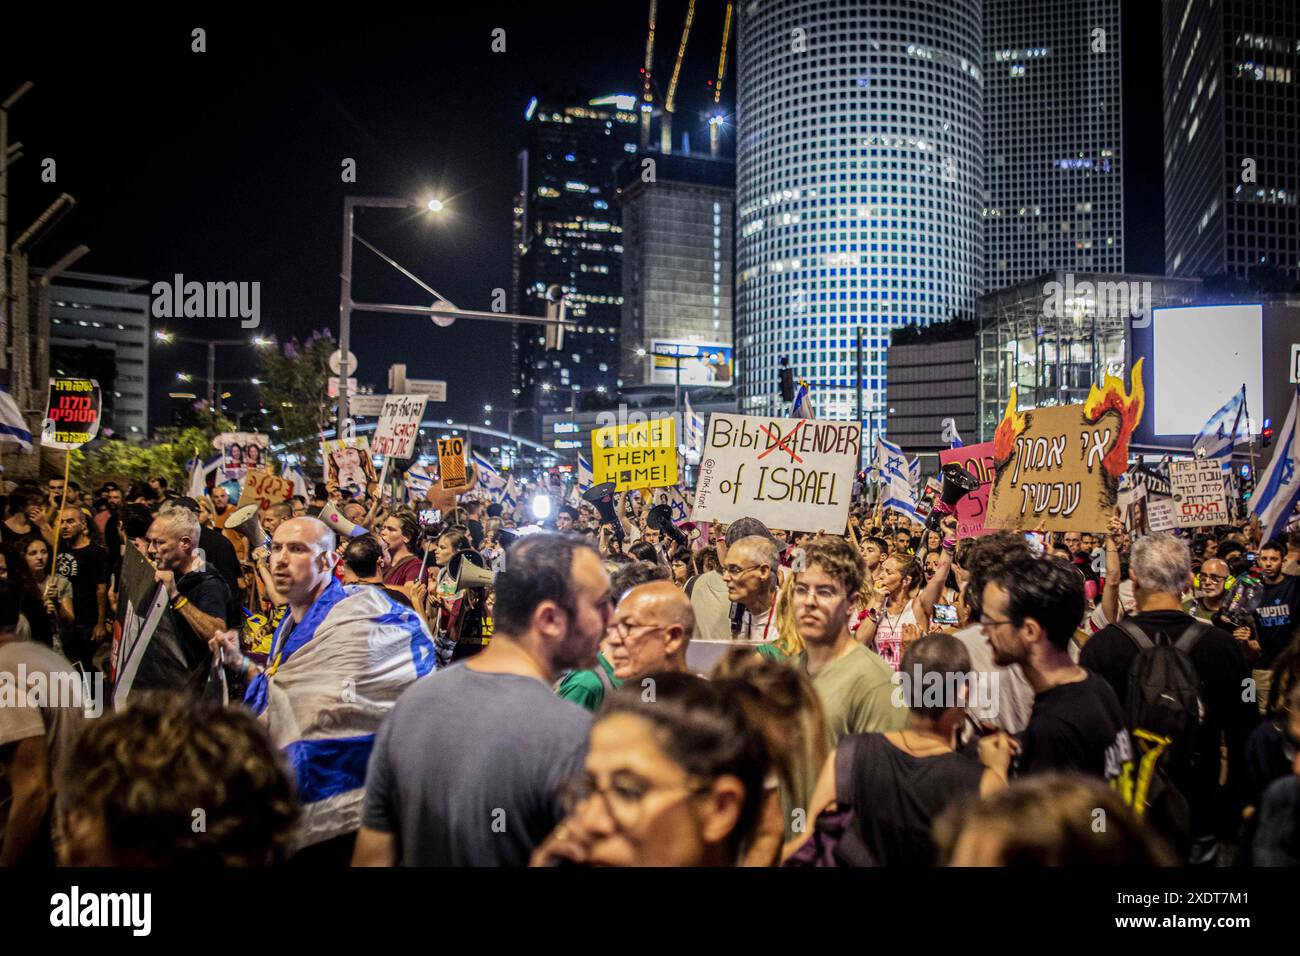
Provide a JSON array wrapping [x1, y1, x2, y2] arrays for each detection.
[[605, 581, 694, 682], [210, 517, 434, 862]]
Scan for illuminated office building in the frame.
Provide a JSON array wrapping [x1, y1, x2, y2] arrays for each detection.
[[735, 0, 983, 436], [512, 94, 639, 439]]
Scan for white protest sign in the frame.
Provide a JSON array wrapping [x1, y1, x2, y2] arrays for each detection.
[[372, 394, 428, 460], [1169, 458, 1228, 527], [1147, 495, 1177, 533], [691, 413, 860, 533]]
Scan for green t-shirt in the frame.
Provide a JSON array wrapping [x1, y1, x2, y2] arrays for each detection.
[[756, 642, 788, 663], [556, 653, 623, 712], [799, 643, 906, 746]]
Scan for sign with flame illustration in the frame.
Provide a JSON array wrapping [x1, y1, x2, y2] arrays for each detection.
[[938, 441, 997, 538], [985, 360, 1145, 532]]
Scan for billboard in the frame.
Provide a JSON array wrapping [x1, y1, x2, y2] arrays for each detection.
[[649, 340, 733, 386]]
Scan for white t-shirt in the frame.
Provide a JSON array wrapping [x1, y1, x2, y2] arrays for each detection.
[[734, 604, 775, 645]]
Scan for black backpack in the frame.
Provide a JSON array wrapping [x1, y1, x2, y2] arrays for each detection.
[[1117, 618, 1207, 853]]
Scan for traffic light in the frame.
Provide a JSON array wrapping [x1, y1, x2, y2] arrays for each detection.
[[779, 366, 795, 403], [544, 284, 565, 351], [1240, 463, 1254, 500], [1261, 418, 1274, 449]]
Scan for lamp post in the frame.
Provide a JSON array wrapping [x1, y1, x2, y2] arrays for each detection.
[[155, 332, 271, 420]]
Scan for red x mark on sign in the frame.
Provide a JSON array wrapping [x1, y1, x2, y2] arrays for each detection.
[[758, 419, 805, 463]]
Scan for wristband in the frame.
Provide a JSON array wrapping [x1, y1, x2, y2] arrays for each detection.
[[173, 595, 190, 610]]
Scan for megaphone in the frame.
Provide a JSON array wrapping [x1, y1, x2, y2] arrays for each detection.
[[450, 550, 496, 591], [319, 500, 369, 539], [226, 503, 271, 551], [646, 503, 689, 549], [582, 481, 623, 542], [924, 463, 981, 540]]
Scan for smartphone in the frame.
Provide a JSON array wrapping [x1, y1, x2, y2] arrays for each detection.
[[1023, 532, 1045, 558], [419, 509, 441, 525], [933, 604, 959, 626], [1246, 552, 1257, 564]]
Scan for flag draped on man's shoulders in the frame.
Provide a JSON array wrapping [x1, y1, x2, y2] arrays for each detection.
[[874, 436, 918, 520], [244, 579, 435, 849], [1193, 385, 1249, 460], [0, 388, 32, 451], [1252, 386, 1300, 542]]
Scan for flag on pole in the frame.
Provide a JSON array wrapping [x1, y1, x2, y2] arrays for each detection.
[[1192, 385, 1249, 460], [1252, 386, 1300, 542], [404, 464, 434, 502], [665, 485, 690, 523], [502, 476, 520, 512], [186, 453, 222, 499], [790, 380, 814, 419], [567, 453, 594, 508], [0, 388, 33, 451], [472, 451, 506, 497], [875, 437, 918, 520], [940, 417, 964, 449], [284, 462, 311, 501], [684, 391, 705, 453]]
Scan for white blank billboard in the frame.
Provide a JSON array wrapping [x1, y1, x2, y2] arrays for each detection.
[[1151, 304, 1263, 436]]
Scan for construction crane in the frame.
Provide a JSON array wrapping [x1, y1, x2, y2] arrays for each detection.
[[639, 0, 657, 149], [708, 1, 733, 157], [660, 0, 696, 155]]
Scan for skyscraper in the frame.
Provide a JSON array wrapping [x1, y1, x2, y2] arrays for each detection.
[[735, 0, 983, 437], [984, 0, 1124, 286], [512, 94, 640, 441], [618, 151, 735, 389], [1164, 0, 1300, 283]]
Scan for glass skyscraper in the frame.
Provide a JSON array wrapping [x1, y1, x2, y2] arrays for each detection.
[[735, 0, 983, 434], [1164, 0, 1300, 283], [984, 0, 1124, 286]]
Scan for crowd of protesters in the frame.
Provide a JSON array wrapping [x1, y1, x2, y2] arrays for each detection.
[[1, 463, 1298, 868]]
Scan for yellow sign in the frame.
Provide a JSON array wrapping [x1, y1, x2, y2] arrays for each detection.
[[438, 436, 467, 491], [592, 417, 678, 491]]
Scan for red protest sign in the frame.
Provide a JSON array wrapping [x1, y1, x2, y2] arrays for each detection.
[[938, 441, 996, 538]]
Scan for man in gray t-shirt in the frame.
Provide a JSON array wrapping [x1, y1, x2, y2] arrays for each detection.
[[354, 534, 612, 866]]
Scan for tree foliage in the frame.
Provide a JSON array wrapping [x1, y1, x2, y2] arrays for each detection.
[[256, 329, 336, 469], [72, 418, 235, 489]]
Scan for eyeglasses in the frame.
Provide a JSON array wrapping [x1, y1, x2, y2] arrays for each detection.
[[561, 772, 711, 830], [609, 619, 664, 640], [723, 563, 764, 578], [978, 615, 1016, 628], [1200, 573, 1227, 583]]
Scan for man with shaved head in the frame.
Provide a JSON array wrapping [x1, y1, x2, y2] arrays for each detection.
[[723, 534, 781, 643], [606, 581, 694, 682], [211, 516, 434, 863]]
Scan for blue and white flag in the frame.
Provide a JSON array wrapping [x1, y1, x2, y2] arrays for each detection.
[[1193, 385, 1249, 460], [1252, 386, 1300, 542], [472, 450, 506, 498], [404, 463, 434, 502], [0, 389, 32, 451], [245, 580, 435, 848], [665, 485, 690, 524], [568, 454, 594, 507], [790, 380, 814, 419], [186, 453, 222, 499], [940, 417, 964, 449], [283, 462, 311, 501], [502, 476, 520, 512], [875, 437, 918, 519], [684, 391, 705, 453]]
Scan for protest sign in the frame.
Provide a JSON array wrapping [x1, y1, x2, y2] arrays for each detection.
[[1169, 458, 1229, 527], [985, 361, 1145, 533], [215, 433, 269, 482], [372, 394, 427, 460], [238, 469, 295, 511], [938, 441, 997, 538], [1148, 495, 1177, 533], [438, 436, 468, 491], [692, 413, 860, 533], [591, 417, 678, 491], [41, 377, 101, 448], [321, 437, 377, 496], [1118, 476, 1149, 534]]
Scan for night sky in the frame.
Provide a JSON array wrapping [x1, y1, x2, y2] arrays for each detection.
[[2, 2, 1160, 434]]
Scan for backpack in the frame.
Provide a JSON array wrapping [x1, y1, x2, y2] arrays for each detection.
[[782, 739, 878, 867], [1117, 618, 1207, 853]]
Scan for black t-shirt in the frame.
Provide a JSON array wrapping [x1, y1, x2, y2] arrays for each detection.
[[200, 526, 243, 598], [1016, 671, 1131, 784], [840, 733, 984, 866], [1254, 574, 1300, 667], [167, 566, 235, 690], [1081, 610, 1258, 834], [54, 542, 109, 627]]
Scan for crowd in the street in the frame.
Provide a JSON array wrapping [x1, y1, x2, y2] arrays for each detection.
[[1, 465, 1298, 868]]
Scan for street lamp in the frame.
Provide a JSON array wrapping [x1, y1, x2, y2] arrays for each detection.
[[153, 334, 270, 415], [426, 198, 445, 213]]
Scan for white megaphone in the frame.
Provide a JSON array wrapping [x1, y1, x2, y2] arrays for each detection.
[[450, 552, 497, 591], [319, 500, 369, 538], [226, 503, 271, 550]]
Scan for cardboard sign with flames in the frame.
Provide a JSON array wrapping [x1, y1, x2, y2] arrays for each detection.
[[985, 359, 1145, 532]]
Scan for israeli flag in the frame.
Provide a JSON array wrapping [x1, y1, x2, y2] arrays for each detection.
[[1252, 386, 1300, 542], [472, 450, 506, 498], [790, 380, 814, 419], [875, 437, 918, 520], [940, 417, 964, 449], [665, 485, 690, 523], [684, 391, 705, 453], [186, 453, 222, 499], [502, 476, 520, 511], [1193, 385, 1248, 460], [284, 462, 311, 501], [0, 388, 32, 451], [404, 463, 434, 502], [245, 580, 435, 848]]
